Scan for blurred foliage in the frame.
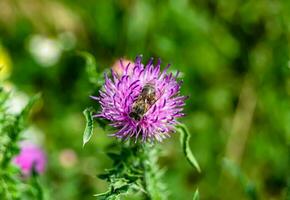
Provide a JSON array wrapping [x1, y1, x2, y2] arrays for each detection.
[[0, 0, 289, 199], [0, 87, 44, 199]]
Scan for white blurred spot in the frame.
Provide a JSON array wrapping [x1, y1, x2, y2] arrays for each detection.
[[6, 88, 29, 115], [22, 125, 45, 145], [28, 35, 62, 67]]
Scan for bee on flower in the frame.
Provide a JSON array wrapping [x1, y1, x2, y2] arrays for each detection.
[[92, 55, 187, 142]]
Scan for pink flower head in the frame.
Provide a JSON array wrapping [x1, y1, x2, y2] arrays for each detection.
[[13, 142, 46, 176], [92, 55, 187, 142]]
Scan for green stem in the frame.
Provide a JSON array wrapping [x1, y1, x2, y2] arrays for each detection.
[[31, 171, 44, 200], [142, 143, 167, 200], [1, 123, 20, 169]]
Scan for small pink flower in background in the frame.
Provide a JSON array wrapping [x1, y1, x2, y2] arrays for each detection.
[[13, 142, 46, 176], [59, 149, 78, 168], [112, 58, 133, 77]]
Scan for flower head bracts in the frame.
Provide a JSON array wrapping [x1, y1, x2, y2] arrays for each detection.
[[93, 55, 187, 142]]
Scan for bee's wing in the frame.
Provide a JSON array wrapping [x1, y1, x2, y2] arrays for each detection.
[[146, 87, 165, 113]]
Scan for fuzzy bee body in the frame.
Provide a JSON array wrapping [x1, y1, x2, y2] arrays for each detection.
[[129, 83, 157, 121]]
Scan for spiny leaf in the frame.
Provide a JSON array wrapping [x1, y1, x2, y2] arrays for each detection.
[[98, 173, 110, 181], [176, 124, 201, 173], [83, 107, 94, 147], [193, 189, 199, 200], [94, 190, 111, 199], [94, 184, 130, 200], [106, 152, 121, 162], [95, 143, 150, 199]]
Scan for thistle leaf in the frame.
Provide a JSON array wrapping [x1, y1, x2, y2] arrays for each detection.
[[83, 107, 94, 147], [176, 124, 201, 173], [193, 189, 199, 200], [94, 184, 130, 200]]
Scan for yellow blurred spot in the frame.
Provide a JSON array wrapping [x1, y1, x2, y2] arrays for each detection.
[[0, 46, 12, 79]]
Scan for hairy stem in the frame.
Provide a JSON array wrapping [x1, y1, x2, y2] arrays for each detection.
[[141, 143, 167, 200]]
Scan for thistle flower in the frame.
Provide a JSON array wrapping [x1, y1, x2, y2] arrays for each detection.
[[13, 142, 46, 176], [93, 55, 187, 142]]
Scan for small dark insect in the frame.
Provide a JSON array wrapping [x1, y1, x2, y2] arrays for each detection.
[[129, 83, 157, 121]]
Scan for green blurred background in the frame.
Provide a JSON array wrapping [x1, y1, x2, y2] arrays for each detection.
[[0, 0, 289, 199]]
